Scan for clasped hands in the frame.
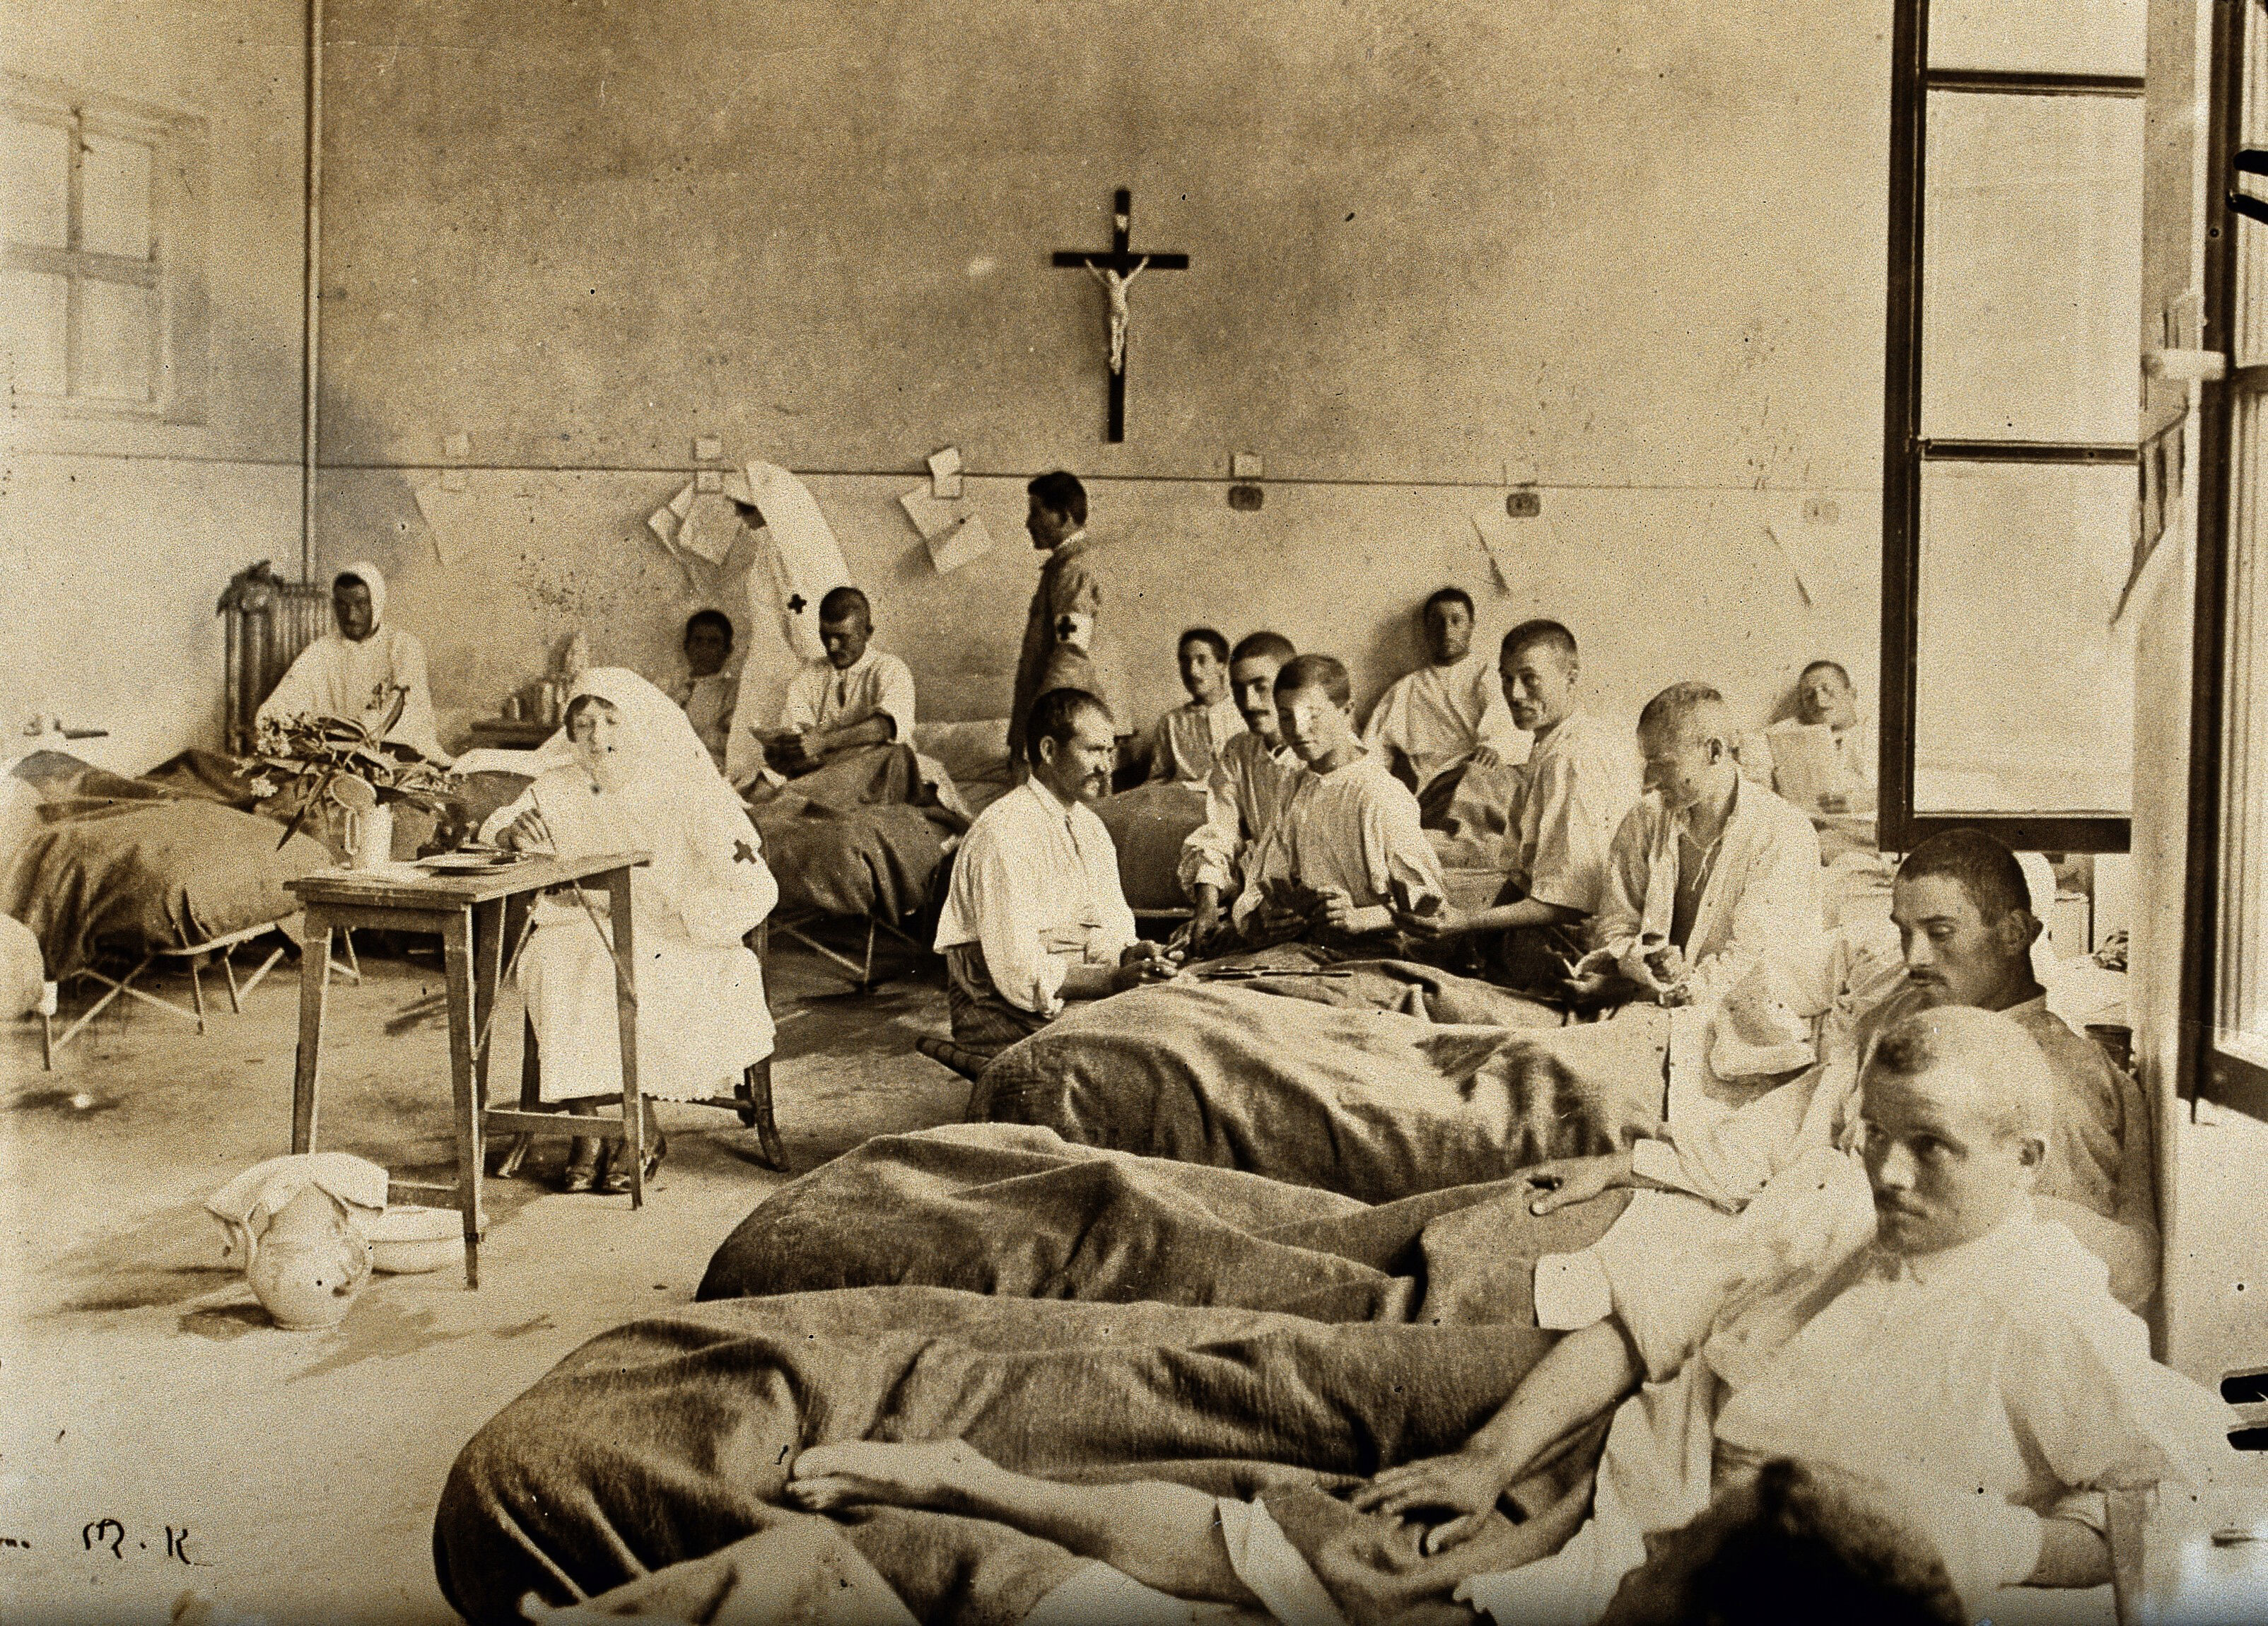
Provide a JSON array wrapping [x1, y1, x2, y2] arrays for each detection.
[[1348, 1449, 1515, 1559], [755, 727, 825, 776], [1109, 938, 1183, 993]]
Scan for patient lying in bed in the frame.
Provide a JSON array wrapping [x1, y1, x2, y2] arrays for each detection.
[[441, 1012, 2219, 1626]]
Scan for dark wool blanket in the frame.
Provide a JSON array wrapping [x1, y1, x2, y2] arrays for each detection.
[[1186, 942, 1571, 1027], [698, 1122, 1629, 1325], [435, 1288, 1616, 1626], [968, 984, 1666, 1203], [749, 744, 957, 925], [3, 754, 334, 977]]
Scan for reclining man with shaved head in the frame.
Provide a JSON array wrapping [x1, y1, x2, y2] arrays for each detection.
[[1525, 826, 2159, 1311], [785, 1007, 2226, 1626], [1573, 682, 1824, 1010]]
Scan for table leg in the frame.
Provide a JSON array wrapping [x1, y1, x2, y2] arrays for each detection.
[[471, 897, 505, 1113], [291, 913, 334, 1154], [607, 867, 643, 1210], [442, 906, 484, 1288]]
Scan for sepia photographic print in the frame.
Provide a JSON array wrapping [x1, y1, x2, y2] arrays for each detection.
[[6, 1, 2268, 1622]]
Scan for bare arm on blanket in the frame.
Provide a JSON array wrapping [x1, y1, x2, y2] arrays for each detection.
[[1349, 1318, 1639, 1554], [788, 1441, 1258, 1605]]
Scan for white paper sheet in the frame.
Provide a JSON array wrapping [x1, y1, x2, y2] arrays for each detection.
[[414, 483, 472, 566], [899, 486, 962, 540], [1472, 505, 1555, 592], [676, 491, 748, 566], [928, 513, 994, 573], [1764, 723, 1840, 812]]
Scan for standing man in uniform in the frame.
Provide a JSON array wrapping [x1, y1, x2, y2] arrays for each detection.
[[1008, 470, 1133, 778]]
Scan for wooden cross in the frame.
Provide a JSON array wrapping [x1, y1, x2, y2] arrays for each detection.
[[1052, 189, 1190, 443]]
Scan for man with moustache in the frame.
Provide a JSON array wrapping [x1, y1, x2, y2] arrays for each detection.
[[932, 687, 1178, 1062], [781, 1011, 2223, 1626], [1177, 631, 1301, 951], [1522, 826, 2158, 1310]]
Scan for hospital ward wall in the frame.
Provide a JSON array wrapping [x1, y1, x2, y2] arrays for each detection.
[[3, 0, 307, 775], [310, 0, 1889, 746]]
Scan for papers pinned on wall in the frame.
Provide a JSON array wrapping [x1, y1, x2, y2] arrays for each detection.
[[899, 483, 992, 573], [414, 483, 473, 566], [1471, 503, 1555, 595], [675, 491, 749, 566], [928, 446, 964, 501], [899, 486, 961, 541], [929, 513, 993, 574]]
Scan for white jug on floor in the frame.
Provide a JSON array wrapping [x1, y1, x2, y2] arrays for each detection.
[[243, 1183, 373, 1330]]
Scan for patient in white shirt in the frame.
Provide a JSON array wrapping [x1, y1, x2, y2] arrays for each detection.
[[749, 586, 916, 783], [932, 688, 1179, 1060]]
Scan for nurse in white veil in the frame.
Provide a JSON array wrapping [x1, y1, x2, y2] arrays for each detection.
[[480, 669, 777, 1192]]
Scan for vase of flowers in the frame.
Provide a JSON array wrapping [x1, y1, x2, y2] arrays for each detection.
[[250, 689, 457, 865]]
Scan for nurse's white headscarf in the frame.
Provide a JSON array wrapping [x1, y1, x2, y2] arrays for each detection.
[[530, 668, 744, 822], [333, 561, 389, 637]]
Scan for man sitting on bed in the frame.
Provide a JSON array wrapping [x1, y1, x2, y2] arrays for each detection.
[[930, 687, 1179, 1062], [1393, 619, 1640, 994], [1524, 826, 2161, 1310], [256, 560, 448, 763], [1567, 681, 1822, 1010], [1230, 653, 1450, 950], [749, 586, 916, 782], [1142, 626, 1243, 785], [1179, 630, 1299, 949], [789, 1009, 2226, 1626], [1753, 659, 1875, 817], [1362, 585, 1526, 825]]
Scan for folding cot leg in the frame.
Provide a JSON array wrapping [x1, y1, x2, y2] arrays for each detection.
[[221, 947, 243, 1013], [40, 1010, 54, 1072], [187, 957, 207, 1034], [334, 927, 362, 985]]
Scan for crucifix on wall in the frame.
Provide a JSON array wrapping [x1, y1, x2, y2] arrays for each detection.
[[1052, 189, 1190, 442]]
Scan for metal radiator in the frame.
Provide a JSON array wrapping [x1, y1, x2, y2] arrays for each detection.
[[217, 561, 332, 755]]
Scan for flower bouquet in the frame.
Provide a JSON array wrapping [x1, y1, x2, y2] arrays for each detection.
[[250, 689, 458, 861]]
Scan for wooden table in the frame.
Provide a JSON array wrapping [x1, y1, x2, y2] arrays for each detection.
[[464, 717, 559, 751], [286, 852, 650, 1287]]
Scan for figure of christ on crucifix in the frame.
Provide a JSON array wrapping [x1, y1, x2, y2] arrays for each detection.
[[1052, 188, 1190, 442]]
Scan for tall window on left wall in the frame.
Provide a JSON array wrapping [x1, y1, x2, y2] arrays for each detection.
[[2, 75, 208, 423]]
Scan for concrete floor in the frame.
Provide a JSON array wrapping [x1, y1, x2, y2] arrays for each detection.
[[0, 928, 966, 1626]]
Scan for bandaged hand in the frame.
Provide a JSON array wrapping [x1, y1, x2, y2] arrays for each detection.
[[1348, 1450, 1509, 1555], [1618, 936, 1687, 1003], [1562, 947, 1620, 1004]]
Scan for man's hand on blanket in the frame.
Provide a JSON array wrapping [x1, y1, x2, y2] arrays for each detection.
[[1110, 940, 1183, 992], [1348, 1449, 1511, 1555], [1522, 1150, 1635, 1215]]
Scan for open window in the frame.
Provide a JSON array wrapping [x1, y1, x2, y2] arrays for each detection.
[[2188, 0, 2268, 1113], [1879, 0, 2146, 854]]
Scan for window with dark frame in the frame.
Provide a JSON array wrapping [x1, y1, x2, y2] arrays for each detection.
[[1, 75, 208, 423], [1878, 0, 2146, 856], [2187, 0, 2268, 1115]]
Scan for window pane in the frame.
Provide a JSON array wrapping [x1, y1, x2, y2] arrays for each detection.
[[1914, 461, 2134, 814], [2216, 395, 2268, 1065], [1921, 91, 2143, 444], [78, 279, 156, 400], [3, 269, 67, 392], [79, 132, 153, 259], [2, 115, 71, 248], [1928, 0, 2146, 78]]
